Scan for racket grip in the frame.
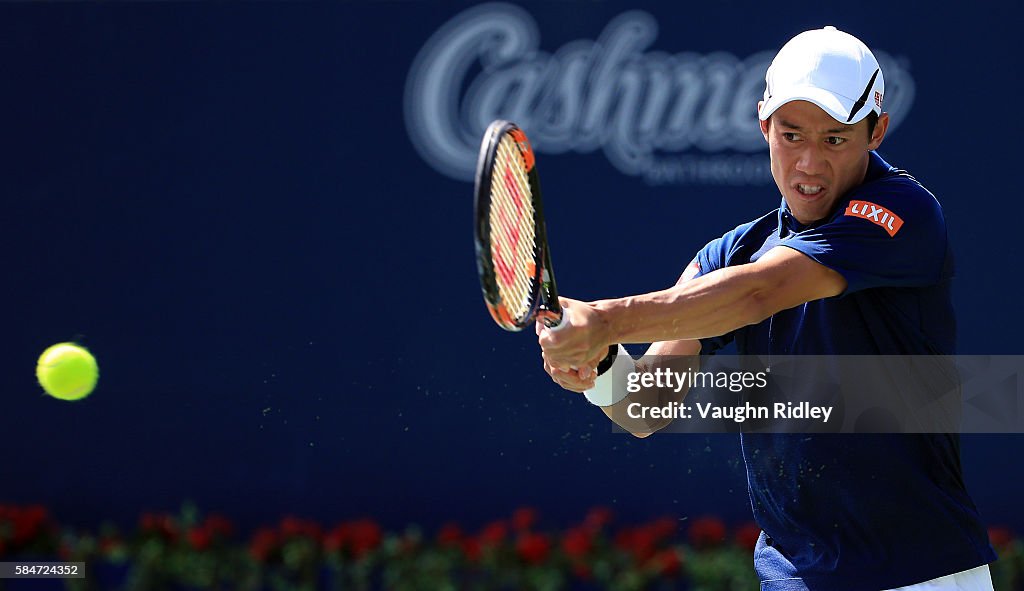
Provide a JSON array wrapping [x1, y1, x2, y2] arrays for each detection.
[[544, 305, 573, 332], [584, 344, 634, 407]]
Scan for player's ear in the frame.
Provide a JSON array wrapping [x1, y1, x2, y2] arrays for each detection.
[[757, 102, 770, 142], [867, 112, 890, 150]]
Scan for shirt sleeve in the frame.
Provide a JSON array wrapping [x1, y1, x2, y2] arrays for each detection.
[[780, 185, 948, 296], [693, 236, 736, 355]]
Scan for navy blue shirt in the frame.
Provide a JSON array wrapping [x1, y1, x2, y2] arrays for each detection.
[[695, 152, 995, 590]]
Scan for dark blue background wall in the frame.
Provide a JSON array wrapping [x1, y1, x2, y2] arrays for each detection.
[[3, 1, 1022, 534]]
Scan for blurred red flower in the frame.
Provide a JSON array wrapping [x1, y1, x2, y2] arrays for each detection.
[[437, 522, 463, 547], [323, 524, 348, 554], [516, 532, 551, 564], [511, 507, 538, 532], [99, 536, 122, 555], [735, 522, 761, 551], [139, 513, 178, 541], [462, 537, 482, 562], [648, 517, 677, 543], [561, 526, 593, 559], [479, 520, 508, 547], [203, 514, 234, 539], [0, 504, 56, 551], [249, 527, 280, 563], [989, 526, 1014, 550], [348, 519, 382, 558], [280, 516, 301, 537], [188, 527, 212, 551], [22, 505, 49, 529], [650, 548, 683, 577], [616, 527, 657, 563], [160, 515, 179, 540], [139, 513, 159, 533], [280, 516, 322, 541], [687, 516, 726, 550], [583, 506, 613, 532], [11, 513, 37, 545]]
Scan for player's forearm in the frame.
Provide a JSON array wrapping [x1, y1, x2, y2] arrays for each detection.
[[595, 265, 773, 344]]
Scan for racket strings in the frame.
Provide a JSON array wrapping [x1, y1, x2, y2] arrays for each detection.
[[489, 136, 537, 321]]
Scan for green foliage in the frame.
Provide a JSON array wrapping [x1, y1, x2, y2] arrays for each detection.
[[0, 503, 1019, 590]]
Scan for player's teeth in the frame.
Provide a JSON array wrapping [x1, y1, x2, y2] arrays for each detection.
[[798, 184, 822, 194]]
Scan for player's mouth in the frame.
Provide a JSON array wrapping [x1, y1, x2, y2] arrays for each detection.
[[793, 183, 827, 200]]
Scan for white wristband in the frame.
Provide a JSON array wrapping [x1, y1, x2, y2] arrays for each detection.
[[583, 344, 635, 407]]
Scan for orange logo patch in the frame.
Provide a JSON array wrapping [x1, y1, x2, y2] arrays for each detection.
[[845, 200, 904, 237]]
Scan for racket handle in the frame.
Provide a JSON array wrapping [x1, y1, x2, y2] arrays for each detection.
[[544, 305, 573, 332]]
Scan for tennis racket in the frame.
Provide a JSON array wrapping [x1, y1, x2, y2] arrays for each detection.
[[473, 120, 569, 333]]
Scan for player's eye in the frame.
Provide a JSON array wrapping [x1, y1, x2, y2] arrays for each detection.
[[782, 132, 800, 142], [825, 136, 847, 146]]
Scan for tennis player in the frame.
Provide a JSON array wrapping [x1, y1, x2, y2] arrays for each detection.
[[538, 27, 996, 591]]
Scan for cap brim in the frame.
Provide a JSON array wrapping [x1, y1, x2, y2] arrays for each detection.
[[759, 86, 868, 124]]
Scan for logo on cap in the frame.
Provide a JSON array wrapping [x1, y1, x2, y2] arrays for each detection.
[[875, 91, 883, 107], [845, 200, 904, 237]]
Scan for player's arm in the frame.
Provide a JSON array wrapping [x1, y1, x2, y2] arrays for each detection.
[[540, 247, 846, 369], [607, 246, 846, 343]]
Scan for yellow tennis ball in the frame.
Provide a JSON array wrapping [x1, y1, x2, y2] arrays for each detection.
[[36, 343, 99, 401]]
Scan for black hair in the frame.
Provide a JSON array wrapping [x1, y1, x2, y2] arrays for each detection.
[[866, 112, 879, 139]]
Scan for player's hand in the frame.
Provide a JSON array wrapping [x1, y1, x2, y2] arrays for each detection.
[[537, 297, 612, 376], [536, 317, 597, 392], [540, 353, 595, 392]]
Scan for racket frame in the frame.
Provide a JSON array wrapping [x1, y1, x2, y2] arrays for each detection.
[[474, 120, 563, 331]]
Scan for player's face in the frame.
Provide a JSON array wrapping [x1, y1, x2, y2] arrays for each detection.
[[760, 100, 888, 225]]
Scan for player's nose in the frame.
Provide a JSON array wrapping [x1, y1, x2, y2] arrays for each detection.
[[794, 144, 827, 175]]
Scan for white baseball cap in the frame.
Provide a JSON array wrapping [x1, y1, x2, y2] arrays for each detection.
[[759, 26, 884, 124]]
